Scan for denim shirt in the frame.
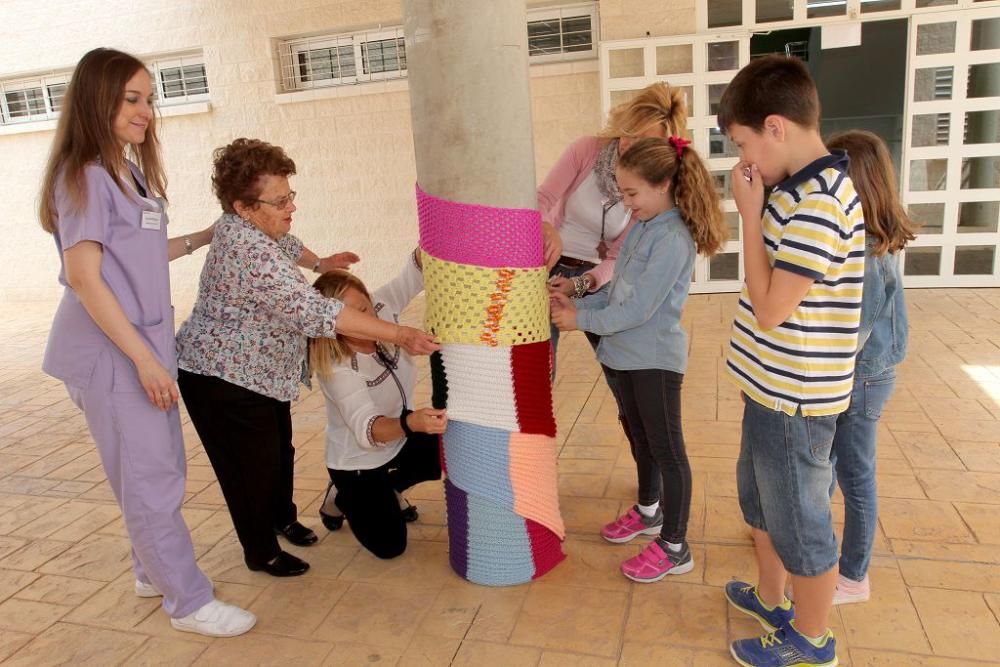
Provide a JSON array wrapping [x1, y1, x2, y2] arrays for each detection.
[[575, 207, 694, 374], [855, 242, 908, 378]]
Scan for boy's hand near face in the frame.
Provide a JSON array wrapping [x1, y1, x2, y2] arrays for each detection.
[[731, 162, 766, 227]]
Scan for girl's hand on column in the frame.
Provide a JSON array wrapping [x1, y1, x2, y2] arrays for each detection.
[[550, 292, 578, 331], [547, 275, 574, 297]]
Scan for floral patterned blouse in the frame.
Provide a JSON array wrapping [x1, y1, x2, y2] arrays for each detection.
[[176, 213, 343, 402]]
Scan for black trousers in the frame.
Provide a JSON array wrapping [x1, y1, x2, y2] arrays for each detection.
[[328, 432, 442, 560], [178, 369, 298, 568], [604, 366, 691, 543]]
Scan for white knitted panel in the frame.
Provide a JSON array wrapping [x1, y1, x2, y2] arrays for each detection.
[[440, 343, 519, 431]]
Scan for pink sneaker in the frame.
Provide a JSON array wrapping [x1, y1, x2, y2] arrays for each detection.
[[601, 505, 663, 544], [621, 539, 694, 583], [833, 574, 870, 605]]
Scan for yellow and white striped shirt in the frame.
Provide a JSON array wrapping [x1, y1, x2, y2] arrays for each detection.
[[726, 151, 866, 417]]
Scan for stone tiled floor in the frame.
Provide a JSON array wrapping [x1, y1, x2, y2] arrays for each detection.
[[1, 289, 999, 666]]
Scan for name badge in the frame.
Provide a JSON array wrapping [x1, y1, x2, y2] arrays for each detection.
[[141, 210, 162, 231]]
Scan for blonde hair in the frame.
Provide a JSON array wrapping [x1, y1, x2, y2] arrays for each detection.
[[40, 48, 167, 234], [309, 270, 373, 379], [617, 137, 728, 256], [826, 130, 917, 256], [600, 82, 688, 140]]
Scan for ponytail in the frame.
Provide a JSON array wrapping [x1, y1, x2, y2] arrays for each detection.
[[618, 137, 728, 256]]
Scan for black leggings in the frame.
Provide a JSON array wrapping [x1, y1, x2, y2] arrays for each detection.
[[604, 366, 691, 543], [328, 432, 442, 559]]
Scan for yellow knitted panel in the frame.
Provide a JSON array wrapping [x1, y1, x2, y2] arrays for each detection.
[[422, 253, 550, 347]]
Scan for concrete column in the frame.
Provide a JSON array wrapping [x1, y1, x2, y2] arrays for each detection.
[[403, 0, 536, 208]]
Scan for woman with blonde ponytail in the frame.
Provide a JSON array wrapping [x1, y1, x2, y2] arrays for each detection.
[[551, 137, 726, 583]]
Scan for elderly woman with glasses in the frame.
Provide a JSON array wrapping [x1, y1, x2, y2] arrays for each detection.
[[176, 138, 439, 578]]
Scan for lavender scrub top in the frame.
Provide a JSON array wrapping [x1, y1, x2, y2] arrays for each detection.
[[43, 160, 176, 393]]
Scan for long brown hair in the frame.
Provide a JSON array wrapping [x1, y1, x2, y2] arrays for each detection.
[[309, 270, 373, 379], [600, 82, 688, 139], [826, 130, 916, 255], [39, 47, 167, 233], [617, 137, 728, 256]]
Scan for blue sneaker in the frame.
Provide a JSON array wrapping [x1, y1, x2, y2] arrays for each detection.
[[725, 581, 794, 632], [730, 623, 838, 667]]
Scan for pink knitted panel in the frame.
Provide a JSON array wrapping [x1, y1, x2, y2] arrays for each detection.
[[416, 184, 543, 268]]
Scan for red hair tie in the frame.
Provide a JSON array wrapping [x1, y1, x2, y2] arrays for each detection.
[[668, 135, 691, 156]]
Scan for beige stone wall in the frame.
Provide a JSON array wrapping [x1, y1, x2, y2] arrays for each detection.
[[0, 0, 603, 302], [599, 0, 696, 41]]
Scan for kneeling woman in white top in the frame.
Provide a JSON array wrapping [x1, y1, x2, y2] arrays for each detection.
[[310, 251, 446, 559]]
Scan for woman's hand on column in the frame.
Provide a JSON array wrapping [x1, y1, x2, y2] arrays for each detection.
[[395, 326, 441, 355], [136, 357, 179, 411], [320, 251, 361, 272], [547, 275, 574, 297], [409, 408, 448, 434]]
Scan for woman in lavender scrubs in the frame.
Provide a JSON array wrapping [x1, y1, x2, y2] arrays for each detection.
[[39, 48, 254, 637]]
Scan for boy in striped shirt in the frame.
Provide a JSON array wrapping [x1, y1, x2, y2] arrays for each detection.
[[718, 56, 865, 667]]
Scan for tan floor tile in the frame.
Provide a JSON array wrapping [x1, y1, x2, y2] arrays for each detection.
[[951, 440, 1000, 472], [2, 622, 147, 667], [703, 543, 756, 587], [915, 469, 1000, 503], [538, 651, 617, 666], [0, 597, 69, 633], [37, 533, 132, 581], [875, 473, 926, 500], [620, 641, 733, 666], [892, 432, 965, 470], [63, 574, 160, 630], [397, 634, 462, 666], [900, 558, 1000, 594], [414, 583, 528, 643], [625, 581, 728, 651], [317, 582, 439, 650], [559, 497, 624, 535], [193, 634, 334, 666], [14, 574, 104, 606], [321, 642, 402, 666], [558, 472, 612, 498], [890, 539, 1000, 564], [0, 568, 38, 602], [0, 631, 33, 662], [849, 648, 986, 666], [704, 495, 752, 543], [122, 636, 208, 666], [837, 565, 929, 652], [451, 640, 540, 666], [0, 539, 73, 572], [248, 578, 350, 637], [536, 538, 633, 593], [910, 587, 1000, 661], [934, 418, 1000, 443], [877, 498, 973, 542], [337, 540, 456, 590], [509, 582, 627, 657]]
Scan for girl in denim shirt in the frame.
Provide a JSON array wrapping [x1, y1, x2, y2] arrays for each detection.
[[552, 137, 728, 582], [823, 131, 915, 604]]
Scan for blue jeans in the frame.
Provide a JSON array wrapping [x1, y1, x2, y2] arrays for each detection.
[[737, 395, 839, 577], [831, 369, 896, 582]]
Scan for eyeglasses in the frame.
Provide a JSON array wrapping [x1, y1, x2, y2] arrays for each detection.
[[254, 191, 297, 210]]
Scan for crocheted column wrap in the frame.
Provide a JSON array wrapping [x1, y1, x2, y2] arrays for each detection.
[[418, 184, 564, 585]]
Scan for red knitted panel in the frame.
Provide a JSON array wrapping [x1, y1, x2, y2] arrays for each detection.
[[511, 341, 556, 437]]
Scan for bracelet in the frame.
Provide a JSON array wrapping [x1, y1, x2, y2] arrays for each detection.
[[399, 408, 415, 438], [572, 275, 591, 299], [184, 236, 193, 255], [312, 258, 322, 273]]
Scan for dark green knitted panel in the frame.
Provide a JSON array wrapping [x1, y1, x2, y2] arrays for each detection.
[[430, 351, 448, 409]]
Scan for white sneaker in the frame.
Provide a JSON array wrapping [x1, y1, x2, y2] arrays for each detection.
[[170, 599, 256, 637], [832, 574, 870, 605], [135, 580, 162, 598]]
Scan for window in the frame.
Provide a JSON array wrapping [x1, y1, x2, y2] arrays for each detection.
[[526, 3, 599, 61], [280, 28, 407, 91], [0, 51, 208, 126], [278, 3, 598, 93], [0, 74, 68, 124], [148, 55, 210, 103]]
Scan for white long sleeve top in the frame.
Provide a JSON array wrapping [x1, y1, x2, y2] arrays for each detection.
[[319, 257, 424, 471]]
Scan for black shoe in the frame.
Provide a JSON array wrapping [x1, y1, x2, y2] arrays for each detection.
[[247, 551, 310, 577], [275, 520, 318, 546], [320, 510, 345, 531], [400, 500, 418, 523]]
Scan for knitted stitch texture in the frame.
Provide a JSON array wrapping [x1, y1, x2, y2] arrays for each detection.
[[419, 183, 564, 586]]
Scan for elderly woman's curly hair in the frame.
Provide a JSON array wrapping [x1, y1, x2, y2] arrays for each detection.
[[212, 138, 296, 213]]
